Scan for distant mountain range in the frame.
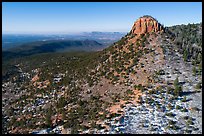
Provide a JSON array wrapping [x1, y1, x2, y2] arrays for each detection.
[[2, 32, 126, 50], [2, 39, 104, 61]]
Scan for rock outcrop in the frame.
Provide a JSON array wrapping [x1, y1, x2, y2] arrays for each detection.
[[130, 15, 164, 35]]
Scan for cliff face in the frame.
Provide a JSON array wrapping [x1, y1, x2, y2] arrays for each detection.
[[130, 16, 164, 35]]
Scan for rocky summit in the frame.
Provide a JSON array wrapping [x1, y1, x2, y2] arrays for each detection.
[[130, 15, 164, 35]]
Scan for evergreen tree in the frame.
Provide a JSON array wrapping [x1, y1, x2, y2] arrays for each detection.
[[192, 66, 197, 76], [182, 96, 187, 102], [197, 53, 202, 62], [174, 77, 179, 87], [183, 49, 188, 62], [46, 106, 52, 128], [173, 77, 183, 96], [62, 110, 66, 121]]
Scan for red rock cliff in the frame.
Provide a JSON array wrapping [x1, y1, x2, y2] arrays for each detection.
[[130, 16, 164, 35]]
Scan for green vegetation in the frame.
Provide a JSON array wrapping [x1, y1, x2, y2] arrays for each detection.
[[175, 105, 181, 110], [173, 77, 183, 97], [166, 120, 179, 130], [192, 66, 197, 76], [186, 118, 194, 125], [167, 86, 174, 94], [156, 69, 165, 75], [174, 76, 179, 87], [45, 107, 53, 128], [183, 49, 189, 62], [195, 82, 202, 90], [168, 120, 176, 125], [181, 107, 188, 112], [134, 84, 144, 92], [149, 89, 156, 95], [181, 96, 187, 102], [126, 89, 134, 95], [169, 23, 202, 66], [57, 97, 66, 109]]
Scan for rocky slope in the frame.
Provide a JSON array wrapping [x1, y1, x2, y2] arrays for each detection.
[[79, 15, 202, 134], [80, 15, 167, 100]]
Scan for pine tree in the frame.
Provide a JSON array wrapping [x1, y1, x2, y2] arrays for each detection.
[[183, 49, 188, 62], [62, 110, 66, 121], [174, 77, 179, 87], [192, 66, 197, 76], [182, 96, 187, 102], [197, 53, 202, 62], [46, 107, 52, 128]]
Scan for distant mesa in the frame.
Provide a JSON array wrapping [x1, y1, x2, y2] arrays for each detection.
[[130, 15, 165, 35]]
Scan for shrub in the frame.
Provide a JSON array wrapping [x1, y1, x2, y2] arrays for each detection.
[[182, 96, 187, 102], [167, 86, 174, 94], [156, 69, 165, 75], [192, 67, 197, 76], [174, 77, 179, 87], [166, 112, 175, 117], [181, 107, 188, 112], [176, 105, 180, 109], [195, 82, 202, 89], [126, 89, 134, 95], [187, 118, 194, 125]]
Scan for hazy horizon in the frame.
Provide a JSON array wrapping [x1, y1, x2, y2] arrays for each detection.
[[3, 2, 202, 34], [3, 21, 203, 35], [2, 31, 128, 35]]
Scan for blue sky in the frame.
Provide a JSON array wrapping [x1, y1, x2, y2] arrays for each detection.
[[2, 2, 202, 34]]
